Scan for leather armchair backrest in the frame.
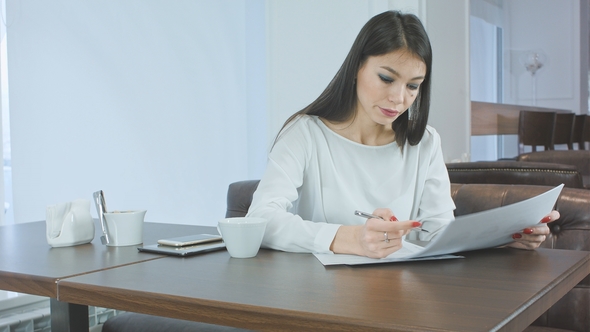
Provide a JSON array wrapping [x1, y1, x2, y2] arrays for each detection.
[[446, 161, 584, 188], [517, 150, 590, 176], [517, 150, 590, 189], [225, 180, 260, 218]]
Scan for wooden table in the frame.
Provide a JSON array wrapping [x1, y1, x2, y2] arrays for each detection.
[[0, 220, 214, 331], [58, 247, 590, 332]]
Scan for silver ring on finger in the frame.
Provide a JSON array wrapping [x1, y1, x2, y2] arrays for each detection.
[[384, 231, 390, 243]]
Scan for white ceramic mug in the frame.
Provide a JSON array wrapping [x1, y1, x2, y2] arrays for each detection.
[[217, 217, 267, 258], [103, 210, 146, 246]]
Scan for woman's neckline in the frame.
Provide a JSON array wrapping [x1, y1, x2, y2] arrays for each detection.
[[315, 116, 396, 148]]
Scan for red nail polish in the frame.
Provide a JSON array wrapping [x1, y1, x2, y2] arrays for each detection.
[[512, 233, 522, 239], [390, 216, 398, 222], [412, 221, 422, 227], [523, 228, 533, 235], [541, 216, 551, 223]]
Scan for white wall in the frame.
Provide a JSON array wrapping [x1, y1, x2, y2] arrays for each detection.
[[500, 0, 584, 157], [7, 0, 267, 226], [504, 0, 583, 112], [266, 0, 389, 141], [426, 0, 471, 162], [0, 2, 5, 225], [581, 0, 589, 114]]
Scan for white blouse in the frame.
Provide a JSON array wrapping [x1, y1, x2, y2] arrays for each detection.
[[246, 115, 455, 254]]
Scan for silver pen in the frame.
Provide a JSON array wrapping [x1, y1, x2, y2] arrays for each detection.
[[354, 210, 429, 233]]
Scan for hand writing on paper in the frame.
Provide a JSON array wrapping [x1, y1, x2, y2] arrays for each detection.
[[330, 208, 422, 258]]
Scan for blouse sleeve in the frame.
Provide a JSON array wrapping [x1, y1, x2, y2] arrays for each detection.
[[246, 118, 341, 253], [412, 128, 456, 241]]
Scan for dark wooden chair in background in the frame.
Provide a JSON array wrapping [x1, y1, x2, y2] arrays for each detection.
[[553, 113, 575, 149], [572, 114, 586, 150], [583, 115, 590, 150], [518, 110, 556, 155]]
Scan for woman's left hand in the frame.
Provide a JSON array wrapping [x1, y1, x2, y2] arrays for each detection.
[[506, 210, 560, 250]]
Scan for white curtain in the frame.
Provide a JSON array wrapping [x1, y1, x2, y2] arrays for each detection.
[[6, 0, 266, 225]]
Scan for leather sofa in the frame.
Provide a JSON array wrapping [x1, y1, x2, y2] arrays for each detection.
[[446, 161, 585, 189], [103, 181, 589, 332], [516, 150, 590, 189]]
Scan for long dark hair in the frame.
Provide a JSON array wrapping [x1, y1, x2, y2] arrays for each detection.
[[277, 10, 432, 148]]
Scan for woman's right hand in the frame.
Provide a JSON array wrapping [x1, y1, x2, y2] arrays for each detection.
[[330, 208, 422, 258]]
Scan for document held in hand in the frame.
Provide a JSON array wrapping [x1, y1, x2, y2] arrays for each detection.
[[314, 184, 564, 266]]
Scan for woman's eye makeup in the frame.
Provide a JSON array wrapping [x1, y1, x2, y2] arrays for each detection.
[[378, 72, 422, 91], [378, 73, 393, 83]]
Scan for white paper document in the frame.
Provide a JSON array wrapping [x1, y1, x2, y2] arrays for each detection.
[[314, 184, 564, 266]]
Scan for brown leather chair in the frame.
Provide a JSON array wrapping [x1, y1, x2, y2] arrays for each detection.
[[446, 161, 584, 188], [104, 180, 589, 332], [517, 150, 590, 189], [553, 113, 575, 149], [518, 110, 556, 154]]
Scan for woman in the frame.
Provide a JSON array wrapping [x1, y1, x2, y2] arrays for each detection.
[[246, 10, 557, 258]]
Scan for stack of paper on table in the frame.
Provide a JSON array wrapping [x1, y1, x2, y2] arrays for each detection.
[[314, 184, 563, 266]]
